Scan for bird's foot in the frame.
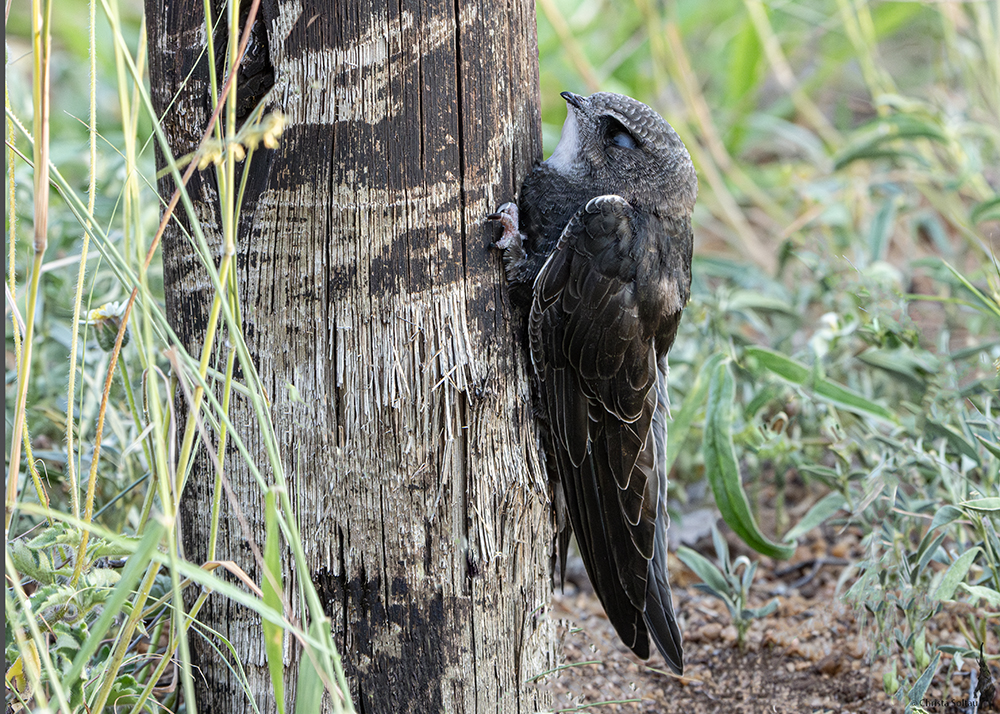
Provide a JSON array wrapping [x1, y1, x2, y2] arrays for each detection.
[[487, 202, 530, 285], [487, 202, 524, 251]]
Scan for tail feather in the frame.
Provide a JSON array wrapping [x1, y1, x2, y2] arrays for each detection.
[[643, 516, 683, 674], [644, 362, 683, 674]]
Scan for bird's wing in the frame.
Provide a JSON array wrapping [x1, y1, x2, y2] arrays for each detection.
[[529, 195, 682, 671]]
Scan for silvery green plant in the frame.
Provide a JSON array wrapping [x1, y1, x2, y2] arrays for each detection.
[[676, 525, 779, 649]]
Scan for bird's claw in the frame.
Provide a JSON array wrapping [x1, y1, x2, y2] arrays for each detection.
[[487, 202, 522, 251]]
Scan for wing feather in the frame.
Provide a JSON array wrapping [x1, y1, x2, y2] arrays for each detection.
[[530, 195, 683, 672]]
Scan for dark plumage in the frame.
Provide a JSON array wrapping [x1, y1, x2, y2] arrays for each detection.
[[489, 91, 696, 674]]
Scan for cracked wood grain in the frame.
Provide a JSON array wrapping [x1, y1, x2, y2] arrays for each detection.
[[147, 1, 554, 711]]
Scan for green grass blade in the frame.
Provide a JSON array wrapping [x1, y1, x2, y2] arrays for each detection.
[[970, 196, 1000, 225], [942, 260, 1000, 319], [294, 620, 328, 714], [263, 489, 286, 714], [65, 520, 165, 689]]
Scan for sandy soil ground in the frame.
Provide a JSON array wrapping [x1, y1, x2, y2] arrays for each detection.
[[541, 522, 999, 714]]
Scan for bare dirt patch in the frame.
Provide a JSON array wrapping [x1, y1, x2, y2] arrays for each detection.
[[541, 526, 998, 713]]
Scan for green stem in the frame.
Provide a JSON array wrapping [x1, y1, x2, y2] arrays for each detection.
[[118, 354, 155, 484], [89, 561, 162, 714], [125, 589, 210, 714]]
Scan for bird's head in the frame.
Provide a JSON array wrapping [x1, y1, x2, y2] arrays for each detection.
[[545, 91, 697, 215]]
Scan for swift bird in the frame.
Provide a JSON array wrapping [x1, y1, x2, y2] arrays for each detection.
[[489, 91, 696, 674]]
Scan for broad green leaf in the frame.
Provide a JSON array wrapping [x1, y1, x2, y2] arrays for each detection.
[[960, 498, 1000, 512], [725, 16, 763, 109], [264, 490, 286, 714], [928, 505, 964, 531], [958, 496, 1000, 513], [703, 361, 795, 560], [665, 352, 726, 474], [745, 347, 897, 423], [931, 548, 980, 602], [783, 491, 848, 543], [813, 379, 896, 423], [975, 434, 1000, 460], [957, 583, 1000, 608]]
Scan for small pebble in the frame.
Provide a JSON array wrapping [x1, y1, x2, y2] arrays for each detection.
[[700, 623, 722, 641], [816, 653, 845, 676]]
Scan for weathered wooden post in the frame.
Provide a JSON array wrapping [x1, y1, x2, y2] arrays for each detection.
[[146, 1, 555, 711]]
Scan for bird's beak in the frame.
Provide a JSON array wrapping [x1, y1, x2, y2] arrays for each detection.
[[560, 91, 585, 110]]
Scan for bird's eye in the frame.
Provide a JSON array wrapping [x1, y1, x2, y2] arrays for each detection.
[[608, 129, 638, 150]]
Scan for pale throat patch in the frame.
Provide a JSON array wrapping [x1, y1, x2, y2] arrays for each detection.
[[544, 109, 581, 176]]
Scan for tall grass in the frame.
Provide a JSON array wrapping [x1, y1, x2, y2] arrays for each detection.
[[5, 1, 353, 711]]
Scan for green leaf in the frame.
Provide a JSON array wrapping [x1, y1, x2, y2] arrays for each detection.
[[909, 531, 946, 587], [970, 195, 1000, 225], [294, 620, 329, 714], [835, 113, 947, 170], [975, 434, 1000, 460], [65, 520, 164, 690], [960, 498, 1000, 512], [703, 360, 795, 560], [957, 583, 1000, 608], [676, 546, 731, 597], [665, 352, 726, 474], [727, 289, 798, 316], [263, 489, 286, 714], [742, 599, 779, 620], [925, 419, 981, 466], [931, 548, 980, 602], [868, 198, 898, 262], [942, 260, 1000, 319], [745, 347, 897, 423], [929, 505, 965, 531], [783, 491, 847, 543], [725, 16, 764, 109], [99, 673, 143, 707], [905, 651, 940, 711], [857, 348, 938, 383]]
